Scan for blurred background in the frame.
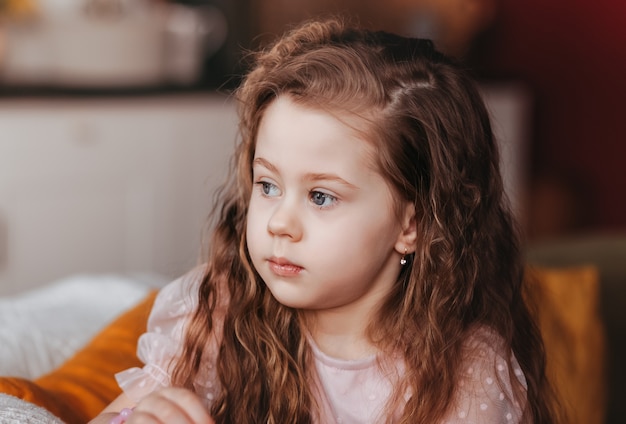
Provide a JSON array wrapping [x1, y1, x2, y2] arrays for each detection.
[[1, 0, 624, 239], [0, 1, 624, 281], [0, 0, 625, 421]]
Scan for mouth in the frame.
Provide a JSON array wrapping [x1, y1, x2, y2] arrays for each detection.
[[267, 257, 304, 277]]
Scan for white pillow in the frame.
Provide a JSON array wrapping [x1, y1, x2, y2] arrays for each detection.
[[0, 274, 164, 379], [0, 393, 65, 423]]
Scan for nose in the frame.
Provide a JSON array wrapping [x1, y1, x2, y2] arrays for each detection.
[[267, 198, 303, 241]]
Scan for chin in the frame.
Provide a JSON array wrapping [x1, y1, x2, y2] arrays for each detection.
[[265, 285, 308, 309]]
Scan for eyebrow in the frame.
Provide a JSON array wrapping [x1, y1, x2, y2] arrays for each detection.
[[252, 157, 359, 190], [252, 157, 278, 173]]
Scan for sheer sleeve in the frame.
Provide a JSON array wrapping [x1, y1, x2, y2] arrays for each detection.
[[114, 269, 202, 403], [442, 328, 528, 424]]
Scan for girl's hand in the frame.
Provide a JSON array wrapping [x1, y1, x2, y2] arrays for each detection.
[[126, 387, 214, 424]]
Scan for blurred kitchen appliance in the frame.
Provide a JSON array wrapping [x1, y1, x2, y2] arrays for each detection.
[[0, 0, 227, 88]]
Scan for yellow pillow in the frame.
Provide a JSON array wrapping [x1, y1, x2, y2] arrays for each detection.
[[526, 265, 607, 424], [0, 291, 157, 424]]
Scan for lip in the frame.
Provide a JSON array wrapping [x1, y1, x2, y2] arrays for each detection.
[[267, 257, 304, 277]]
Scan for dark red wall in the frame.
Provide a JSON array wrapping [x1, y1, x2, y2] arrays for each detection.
[[470, 0, 626, 232]]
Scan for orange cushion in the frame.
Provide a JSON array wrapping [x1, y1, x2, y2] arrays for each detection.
[[0, 291, 156, 424], [526, 265, 607, 424]]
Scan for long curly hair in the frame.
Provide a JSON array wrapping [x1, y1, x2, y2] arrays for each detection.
[[171, 18, 558, 423]]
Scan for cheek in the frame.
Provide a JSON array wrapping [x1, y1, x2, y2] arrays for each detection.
[[352, 215, 400, 253], [245, 201, 263, 249], [320, 214, 398, 257]]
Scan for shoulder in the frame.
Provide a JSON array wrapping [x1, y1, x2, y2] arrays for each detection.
[[460, 327, 524, 375], [461, 326, 508, 359], [151, 266, 206, 318], [459, 326, 527, 389], [116, 266, 222, 402], [115, 267, 209, 402], [447, 326, 527, 423], [137, 267, 207, 359]]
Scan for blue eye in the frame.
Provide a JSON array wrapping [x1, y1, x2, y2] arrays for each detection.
[[257, 181, 281, 197], [310, 191, 336, 208]]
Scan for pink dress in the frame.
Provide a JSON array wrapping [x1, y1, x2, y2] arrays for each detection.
[[116, 271, 527, 423]]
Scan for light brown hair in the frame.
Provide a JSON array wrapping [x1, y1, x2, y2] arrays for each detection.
[[172, 18, 558, 423]]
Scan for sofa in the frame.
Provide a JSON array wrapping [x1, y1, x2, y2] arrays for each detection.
[[527, 233, 626, 424], [0, 233, 623, 423]]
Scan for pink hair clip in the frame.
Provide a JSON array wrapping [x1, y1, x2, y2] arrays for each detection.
[[109, 408, 134, 424]]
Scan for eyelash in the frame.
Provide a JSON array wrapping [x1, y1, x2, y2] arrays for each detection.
[[254, 181, 338, 209], [309, 191, 337, 208], [256, 181, 280, 196]]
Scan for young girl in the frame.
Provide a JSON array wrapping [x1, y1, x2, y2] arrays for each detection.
[[92, 18, 557, 424]]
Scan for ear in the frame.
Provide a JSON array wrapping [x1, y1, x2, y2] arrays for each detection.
[[395, 202, 418, 255]]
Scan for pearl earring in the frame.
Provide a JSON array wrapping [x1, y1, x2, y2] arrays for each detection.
[[400, 249, 408, 266]]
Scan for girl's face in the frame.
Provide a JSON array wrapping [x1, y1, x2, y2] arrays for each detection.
[[246, 96, 410, 317]]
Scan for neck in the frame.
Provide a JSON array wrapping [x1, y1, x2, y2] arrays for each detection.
[[303, 302, 379, 360]]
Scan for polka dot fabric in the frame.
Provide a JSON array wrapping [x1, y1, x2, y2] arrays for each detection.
[[116, 273, 526, 423], [445, 329, 527, 423]]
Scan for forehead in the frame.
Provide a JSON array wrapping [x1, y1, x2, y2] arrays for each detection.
[[254, 96, 379, 170]]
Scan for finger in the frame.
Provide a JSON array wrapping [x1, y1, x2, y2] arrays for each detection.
[[157, 388, 214, 424], [132, 388, 213, 424]]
